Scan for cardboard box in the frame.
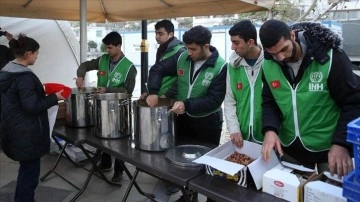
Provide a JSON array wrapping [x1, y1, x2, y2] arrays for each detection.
[[193, 140, 279, 189], [262, 165, 319, 202], [304, 172, 346, 202]]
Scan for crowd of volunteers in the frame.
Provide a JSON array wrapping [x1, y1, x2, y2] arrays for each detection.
[[1, 18, 360, 202]]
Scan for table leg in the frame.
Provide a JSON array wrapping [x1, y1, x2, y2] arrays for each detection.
[[180, 187, 192, 202], [79, 147, 122, 187], [52, 136, 86, 167], [122, 167, 156, 202], [40, 141, 67, 181], [67, 148, 102, 202], [41, 137, 121, 202], [40, 141, 81, 190]]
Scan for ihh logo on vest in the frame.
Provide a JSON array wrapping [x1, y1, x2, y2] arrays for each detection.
[[112, 72, 122, 84], [205, 72, 214, 80], [202, 79, 211, 86], [202, 72, 214, 87], [309, 72, 323, 92]]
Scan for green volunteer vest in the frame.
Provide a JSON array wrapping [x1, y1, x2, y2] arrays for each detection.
[[97, 54, 133, 88], [262, 49, 339, 151], [229, 64, 263, 143], [158, 44, 185, 96], [177, 51, 226, 117]]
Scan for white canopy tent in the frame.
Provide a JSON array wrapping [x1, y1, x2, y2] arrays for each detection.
[[0, 0, 275, 90], [0, 17, 80, 87], [0, 0, 274, 23], [0, 0, 275, 61]]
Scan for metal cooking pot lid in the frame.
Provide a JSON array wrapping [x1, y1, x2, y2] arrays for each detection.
[[165, 145, 211, 167], [95, 93, 131, 100], [71, 87, 96, 94]]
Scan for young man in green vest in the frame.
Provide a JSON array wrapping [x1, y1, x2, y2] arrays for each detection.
[[148, 19, 187, 196], [76, 31, 137, 183], [224, 20, 264, 148], [259, 19, 360, 178], [147, 25, 227, 202], [141, 19, 186, 100]]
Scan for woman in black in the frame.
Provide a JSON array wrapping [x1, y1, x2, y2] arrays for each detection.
[[0, 34, 64, 202]]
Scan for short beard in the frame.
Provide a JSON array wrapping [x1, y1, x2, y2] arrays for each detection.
[[284, 41, 298, 63], [197, 47, 207, 61]]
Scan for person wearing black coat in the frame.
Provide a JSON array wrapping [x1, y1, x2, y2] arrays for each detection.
[[146, 26, 227, 202], [0, 34, 64, 202], [146, 26, 227, 147], [259, 20, 360, 179], [0, 31, 15, 70]]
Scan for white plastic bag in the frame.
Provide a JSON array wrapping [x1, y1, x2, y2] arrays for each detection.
[[48, 105, 59, 136]]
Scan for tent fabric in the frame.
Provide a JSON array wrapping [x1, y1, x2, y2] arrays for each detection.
[[0, 0, 274, 23], [0, 17, 80, 87]]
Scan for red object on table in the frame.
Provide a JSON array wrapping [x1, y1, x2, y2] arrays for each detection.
[[43, 83, 72, 99]]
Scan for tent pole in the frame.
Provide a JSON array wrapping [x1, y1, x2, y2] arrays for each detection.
[[80, 0, 87, 63], [140, 20, 149, 94]]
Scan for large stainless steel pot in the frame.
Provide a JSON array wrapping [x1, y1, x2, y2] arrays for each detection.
[[65, 87, 95, 127], [94, 93, 132, 139], [133, 98, 175, 151]]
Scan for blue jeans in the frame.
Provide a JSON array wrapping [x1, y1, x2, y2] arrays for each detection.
[[15, 159, 40, 202]]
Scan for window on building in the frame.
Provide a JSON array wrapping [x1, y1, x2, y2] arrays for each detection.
[[96, 30, 103, 37], [348, 11, 360, 20]]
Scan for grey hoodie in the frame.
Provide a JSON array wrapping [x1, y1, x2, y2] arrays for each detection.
[[0, 62, 32, 94], [224, 47, 264, 136], [2, 61, 32, 73]]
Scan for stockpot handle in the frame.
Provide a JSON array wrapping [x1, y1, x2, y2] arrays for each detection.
[[86, 93, 96, 99], [157, 108, 162, 122], [118, 99, 130, 107]]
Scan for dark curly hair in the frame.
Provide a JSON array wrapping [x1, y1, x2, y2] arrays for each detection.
[[9, 34, 39, 57], [183, 25, 212, 46]]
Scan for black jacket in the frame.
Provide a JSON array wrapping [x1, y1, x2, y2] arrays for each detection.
[[152, 37, 186, 99], [262, 22, 360, 165], [148, 46, 227, 115], [0, 45, 15, 69], [0, 63, 58, 161]]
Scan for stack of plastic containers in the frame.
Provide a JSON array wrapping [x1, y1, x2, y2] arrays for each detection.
[[343, 117, 360, 202]]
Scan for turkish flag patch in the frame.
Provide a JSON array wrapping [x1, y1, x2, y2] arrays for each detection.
[[98, 71, 106, 76], [271, 80, 280, 88], [236, 83, 243, 90], [177, 69, 184, 76]]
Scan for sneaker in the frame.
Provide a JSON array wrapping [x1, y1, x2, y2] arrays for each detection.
[[174, 195, 185, 202], [111, 172, 124, 183], [174, 193, 198, 202], [94, 164, 112, 173], [166, 185, 180, 195]]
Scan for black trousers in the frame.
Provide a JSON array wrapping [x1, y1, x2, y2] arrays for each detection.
[[175, 110, 223, 202], [174, 109, 223, 148], [100, 153, 124, 173], [15, 158, 40, 202]]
